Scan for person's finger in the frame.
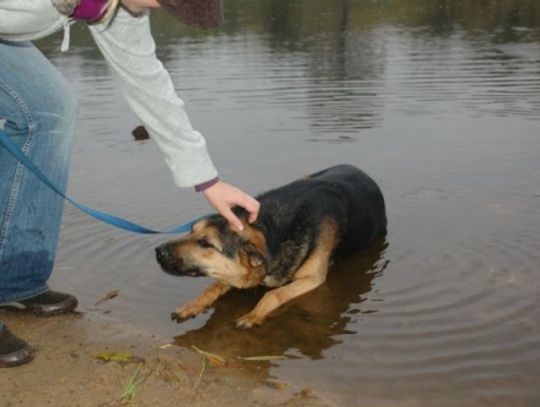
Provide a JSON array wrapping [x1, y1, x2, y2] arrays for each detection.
[[235, 194, 260, 222], [221, 206, 244, 231], [246, 198, 260, 223], [248, 212, 257, 223]]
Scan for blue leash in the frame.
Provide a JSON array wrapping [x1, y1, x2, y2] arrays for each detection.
[[0, 128, 204, 234]]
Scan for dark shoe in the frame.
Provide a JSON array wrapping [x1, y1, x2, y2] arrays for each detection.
[[0, 325, 34, 368], [0, 291, 78, 316]]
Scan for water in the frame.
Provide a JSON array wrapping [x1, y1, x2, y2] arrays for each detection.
[[37, 1, 540, 405]]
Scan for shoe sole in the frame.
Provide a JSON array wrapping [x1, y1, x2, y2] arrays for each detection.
[[0, 297, 78, 317], [0, 346, 34, 368]]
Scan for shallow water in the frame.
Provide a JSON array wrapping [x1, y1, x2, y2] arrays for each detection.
[[38, 1, 540, 405]]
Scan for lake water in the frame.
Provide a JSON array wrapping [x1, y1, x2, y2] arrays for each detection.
[[39, 1, 540, 405]]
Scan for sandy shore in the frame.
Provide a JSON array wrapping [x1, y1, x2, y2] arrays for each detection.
[[0, 311, 325, 407]]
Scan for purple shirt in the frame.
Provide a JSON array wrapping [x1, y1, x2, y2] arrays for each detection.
[[71, 0, 109, 21]]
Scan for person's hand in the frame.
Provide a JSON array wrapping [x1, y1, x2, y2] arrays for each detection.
[[203, 181, 260, 231]]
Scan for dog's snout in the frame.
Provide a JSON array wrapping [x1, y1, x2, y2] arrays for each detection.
[[155, 245, 179, 264], [155, 242, 203, 277], [155, 246, 168, 262]]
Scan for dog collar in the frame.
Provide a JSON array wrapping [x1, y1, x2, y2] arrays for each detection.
[[70, 0, 110, 21]]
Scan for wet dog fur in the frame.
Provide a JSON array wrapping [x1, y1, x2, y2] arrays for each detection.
[[155, 164, 387, 328]]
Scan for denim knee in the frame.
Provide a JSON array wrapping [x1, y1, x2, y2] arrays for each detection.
[[0, 60, 78, 140], [29, 75, 79, 138]]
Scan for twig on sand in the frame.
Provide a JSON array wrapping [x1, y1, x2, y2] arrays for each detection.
[[237, 355, 285, 362], [191, 345, 225, 367], [94, 289, 119, 306]]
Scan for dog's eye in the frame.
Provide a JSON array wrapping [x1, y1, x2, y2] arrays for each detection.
[[197, 238, 215, 249]]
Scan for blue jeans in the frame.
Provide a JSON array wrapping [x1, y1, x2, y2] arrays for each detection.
[[0, 41, 78, 329]]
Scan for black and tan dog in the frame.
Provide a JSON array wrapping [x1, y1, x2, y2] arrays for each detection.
[[155, 164, 387, 328]]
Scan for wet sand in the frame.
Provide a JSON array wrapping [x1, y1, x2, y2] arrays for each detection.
[[0, 311, 326, 407]]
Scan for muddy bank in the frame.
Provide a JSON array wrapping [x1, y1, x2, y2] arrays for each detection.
[[0, 312, 326, 407]]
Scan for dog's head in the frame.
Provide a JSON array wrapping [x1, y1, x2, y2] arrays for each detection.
[[155, 213, 268, 288]]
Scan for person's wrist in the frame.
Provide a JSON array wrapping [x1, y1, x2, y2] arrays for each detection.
[[195, 177, 220, 193]]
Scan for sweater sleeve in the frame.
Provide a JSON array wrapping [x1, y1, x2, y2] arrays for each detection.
[[88, 7, 218, 188]]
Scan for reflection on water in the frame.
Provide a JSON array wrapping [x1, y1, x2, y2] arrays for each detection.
[[35, 0, 540, 405]]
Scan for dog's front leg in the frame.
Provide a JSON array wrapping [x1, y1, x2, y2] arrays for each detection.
[[236, 275, 325, 328], [236, 219, 337, 328], [171, 282, 231, 323]]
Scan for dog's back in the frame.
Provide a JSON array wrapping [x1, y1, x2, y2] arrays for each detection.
[[255, 164, 387, 260], [312, 164, 387, 256]]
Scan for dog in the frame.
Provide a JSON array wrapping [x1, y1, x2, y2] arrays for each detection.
[[155, 164, 387, 328]]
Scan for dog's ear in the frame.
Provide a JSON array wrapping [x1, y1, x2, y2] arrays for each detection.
[[247, 250, 264, 268], [241, 243, 266, 270], [236, 223, 268, 270]]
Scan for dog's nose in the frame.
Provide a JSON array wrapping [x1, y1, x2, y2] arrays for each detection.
[[155, 246, 169, 262]]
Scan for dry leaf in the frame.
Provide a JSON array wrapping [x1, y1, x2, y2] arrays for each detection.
[[95, 351, 144, 363]]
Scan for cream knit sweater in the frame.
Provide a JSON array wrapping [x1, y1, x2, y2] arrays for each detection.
[[0, 1, 218, 188]]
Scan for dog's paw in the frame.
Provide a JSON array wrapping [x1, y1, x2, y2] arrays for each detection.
[[170, 311, 194, 323], [235, 312, 265, 329], [170, 304, 204, 323]]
